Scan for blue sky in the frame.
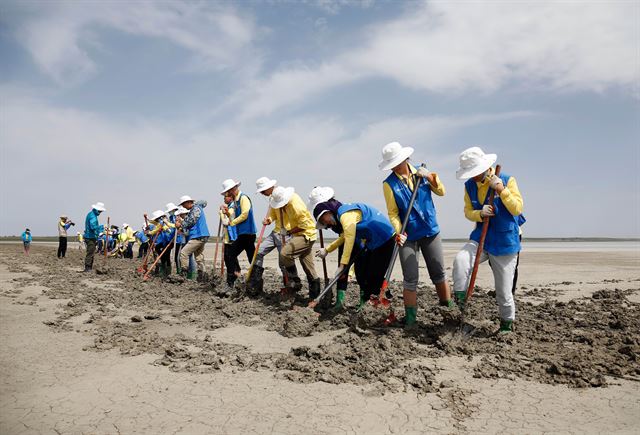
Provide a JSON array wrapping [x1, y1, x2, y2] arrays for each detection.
[[0, 0, 638, 238]]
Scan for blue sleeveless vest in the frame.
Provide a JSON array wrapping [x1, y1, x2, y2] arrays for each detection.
[[233, 193, 257, 235], [384, 169, 440, 241], [465, 173, 526, 256], [337, 203, 395, 251], [188, 205, 210, 239]]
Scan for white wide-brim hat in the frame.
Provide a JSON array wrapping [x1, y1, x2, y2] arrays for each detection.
[[269, 186, 295, 209], [256, 177, 277, 193], [92, 202, 106, 212], [308, 186, 334, 212], [378, 141, 414, 171], [176, 206, 189, 215], [456, 146, 497, 180], [220, 179, 241, 195], [178, 195, 193, 205], [122, 223, 129, 228], [150, 209, 166, 221], [165, 202, 178, 213]]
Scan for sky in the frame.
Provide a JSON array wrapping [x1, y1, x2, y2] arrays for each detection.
[[0, 0, 639, 238]]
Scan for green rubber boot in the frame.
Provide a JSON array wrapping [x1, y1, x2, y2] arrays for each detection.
[[499, 320, 513, 334], [439, 299, 456, 308], [187, 270, 197, 280], [334, 290, 346, 311], [454, 292, 466, 309], [404, 306, 417, 327]]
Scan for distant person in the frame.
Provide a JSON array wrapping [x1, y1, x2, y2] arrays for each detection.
[[134, 227, 149, 259], [174, 206, 189, 275], [57, 215, 75, 259], [176, 195, 210, 282], [220, 192, 239, 289], [122, 223, 135, 259], [77, 232, 84, 250], [21, 228, 32, 255], [452, 147, 526, 334], [82, 202, 106, 272]]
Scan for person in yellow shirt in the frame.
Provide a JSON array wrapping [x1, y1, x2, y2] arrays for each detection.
[[246, 177, 299, 296], [267, 186, 319, 300], [77, 232, 84, 250], [312, 187, 396, 310], [452, 147, 526, 334], [122, 223, 135, 259], [380, 141, 452, 328], [219, 193, 240, 289]]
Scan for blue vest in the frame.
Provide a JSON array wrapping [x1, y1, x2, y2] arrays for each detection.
[[465, 173, 526, 256], [337, 203, 395, 251], [135, 231, 149, 243], [227, 223, 238, 243], [384, 170, 440, 241], [188, 204, 210, 239], [233, 193, 257, 235]]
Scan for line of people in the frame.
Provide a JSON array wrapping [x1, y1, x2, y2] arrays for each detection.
[[77, 144, 525, 333]]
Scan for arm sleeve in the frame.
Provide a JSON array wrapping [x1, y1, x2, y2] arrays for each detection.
[[464, 190, 483, 223], [429, 172, 446, 196], [326, 234, 345, 254], [326, 211, 360, 265], [383, 182, 402, 234], [499, 176, 524, 216], [230, 196, 251, 226]]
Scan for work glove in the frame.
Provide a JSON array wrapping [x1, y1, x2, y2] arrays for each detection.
[[263, 217, 272, 226], [315, 248, 328, 259], [416, 167, 431, 178], [480, 205, 495, 218], [279, 228, 288, 237], [488, 174, 504, 191], [396, 233, 407, 246], [221, 215, 230, 226]]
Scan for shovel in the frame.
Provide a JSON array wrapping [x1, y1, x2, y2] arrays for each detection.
[[137, 215, 158, 273], [319, 229, 329, 287], [212, 218, 222, 278], [278, 208, 290, 293], [460, 165, 501, 332], [373, 165, 425, 313], [246, 208, 271, 284], [143, 223, 177, 281], [308, 255, 357, 309]]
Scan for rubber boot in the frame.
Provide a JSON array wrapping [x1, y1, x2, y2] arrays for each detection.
[[285, 266, 302, 292], [187, 270, 197, 280], [499, 320, 513, 334], [247, 265, 264, 297], [308, 278, 321, 309], [333, 290, 346, 311], [439, 299, 455, 308], [454, 291, 466, 309], [357, 288, 367, 311], [318, 281, 333, 311], [165, 264, 172, 278], [404, 306, 417, 329]]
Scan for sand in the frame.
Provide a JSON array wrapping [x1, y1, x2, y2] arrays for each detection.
[[1, 243, 639, 434]]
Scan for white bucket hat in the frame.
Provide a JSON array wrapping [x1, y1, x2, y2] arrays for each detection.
[[150, 209, 166, 221], [456, 146, 497, 180], [220, 179, 241, 195], [92, 202, 106, 212], [255, 177, 277, 193], [308, 186, 335, 212], [176, 206, 189, 215], [269, 186, 295, 209], [165, 202, 178, 213], [178, 195, 193, 205], [123, 223, 129, 228], [378, 141, 414, 171]]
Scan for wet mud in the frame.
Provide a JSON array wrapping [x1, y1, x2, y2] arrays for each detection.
[[2, 245, 639, 400]]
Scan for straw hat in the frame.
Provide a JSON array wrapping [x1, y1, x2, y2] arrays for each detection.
[[269, 186, 295, 209], [220, 179, 241, 195], [255, 177, 277, 193], [92, 202, 106, 212], [150, 210, 166, 221], [308, 186, 334, 212], [178, 195, 193, 205], [456, 147, 497, 180], [378, 142, 414, 171]]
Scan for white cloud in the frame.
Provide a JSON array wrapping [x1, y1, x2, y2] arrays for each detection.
[[13, 1, 260, 85], [231, 1, 639, 118]]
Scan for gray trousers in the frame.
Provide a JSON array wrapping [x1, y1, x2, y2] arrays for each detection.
[[399, 233, 447, 291], [84, 239, 97, 269], [255, 231, 292, 273]]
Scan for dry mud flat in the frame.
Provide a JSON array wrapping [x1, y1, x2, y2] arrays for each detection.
[[1, 244, 639, 434]]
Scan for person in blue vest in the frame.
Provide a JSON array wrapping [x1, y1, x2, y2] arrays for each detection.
[[172, 205, 188, 274], [219, 193, 239, 289], [220, 179, 257, 287], [314, 191, 396, 309], [21, 228, 32, 255], [379, 142, 453, 328], [148, 209, 175, 278], [82, 202, 106, 272], [134, 227, 149, 259], [176, 195, 210, 281], [452, 147, 525, 334]]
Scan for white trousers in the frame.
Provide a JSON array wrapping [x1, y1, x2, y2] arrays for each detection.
[[453, 241, 518, 321]]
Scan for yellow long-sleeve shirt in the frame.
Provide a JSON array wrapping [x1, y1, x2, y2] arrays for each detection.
[[382, 164, 445, 234], [125, 226, 135, 243], [464, 168, 524, 222], [326, 210, 362, 265], [269, 192, 317, 241], [230, 193, 251, 226]]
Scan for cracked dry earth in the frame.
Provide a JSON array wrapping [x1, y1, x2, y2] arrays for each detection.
[[1, 244, 639, 434]]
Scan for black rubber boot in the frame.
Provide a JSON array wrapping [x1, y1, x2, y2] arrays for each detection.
[[247, 265, 264, 297], [285, 266, 302, 292], [308, 278, 320, 301]]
